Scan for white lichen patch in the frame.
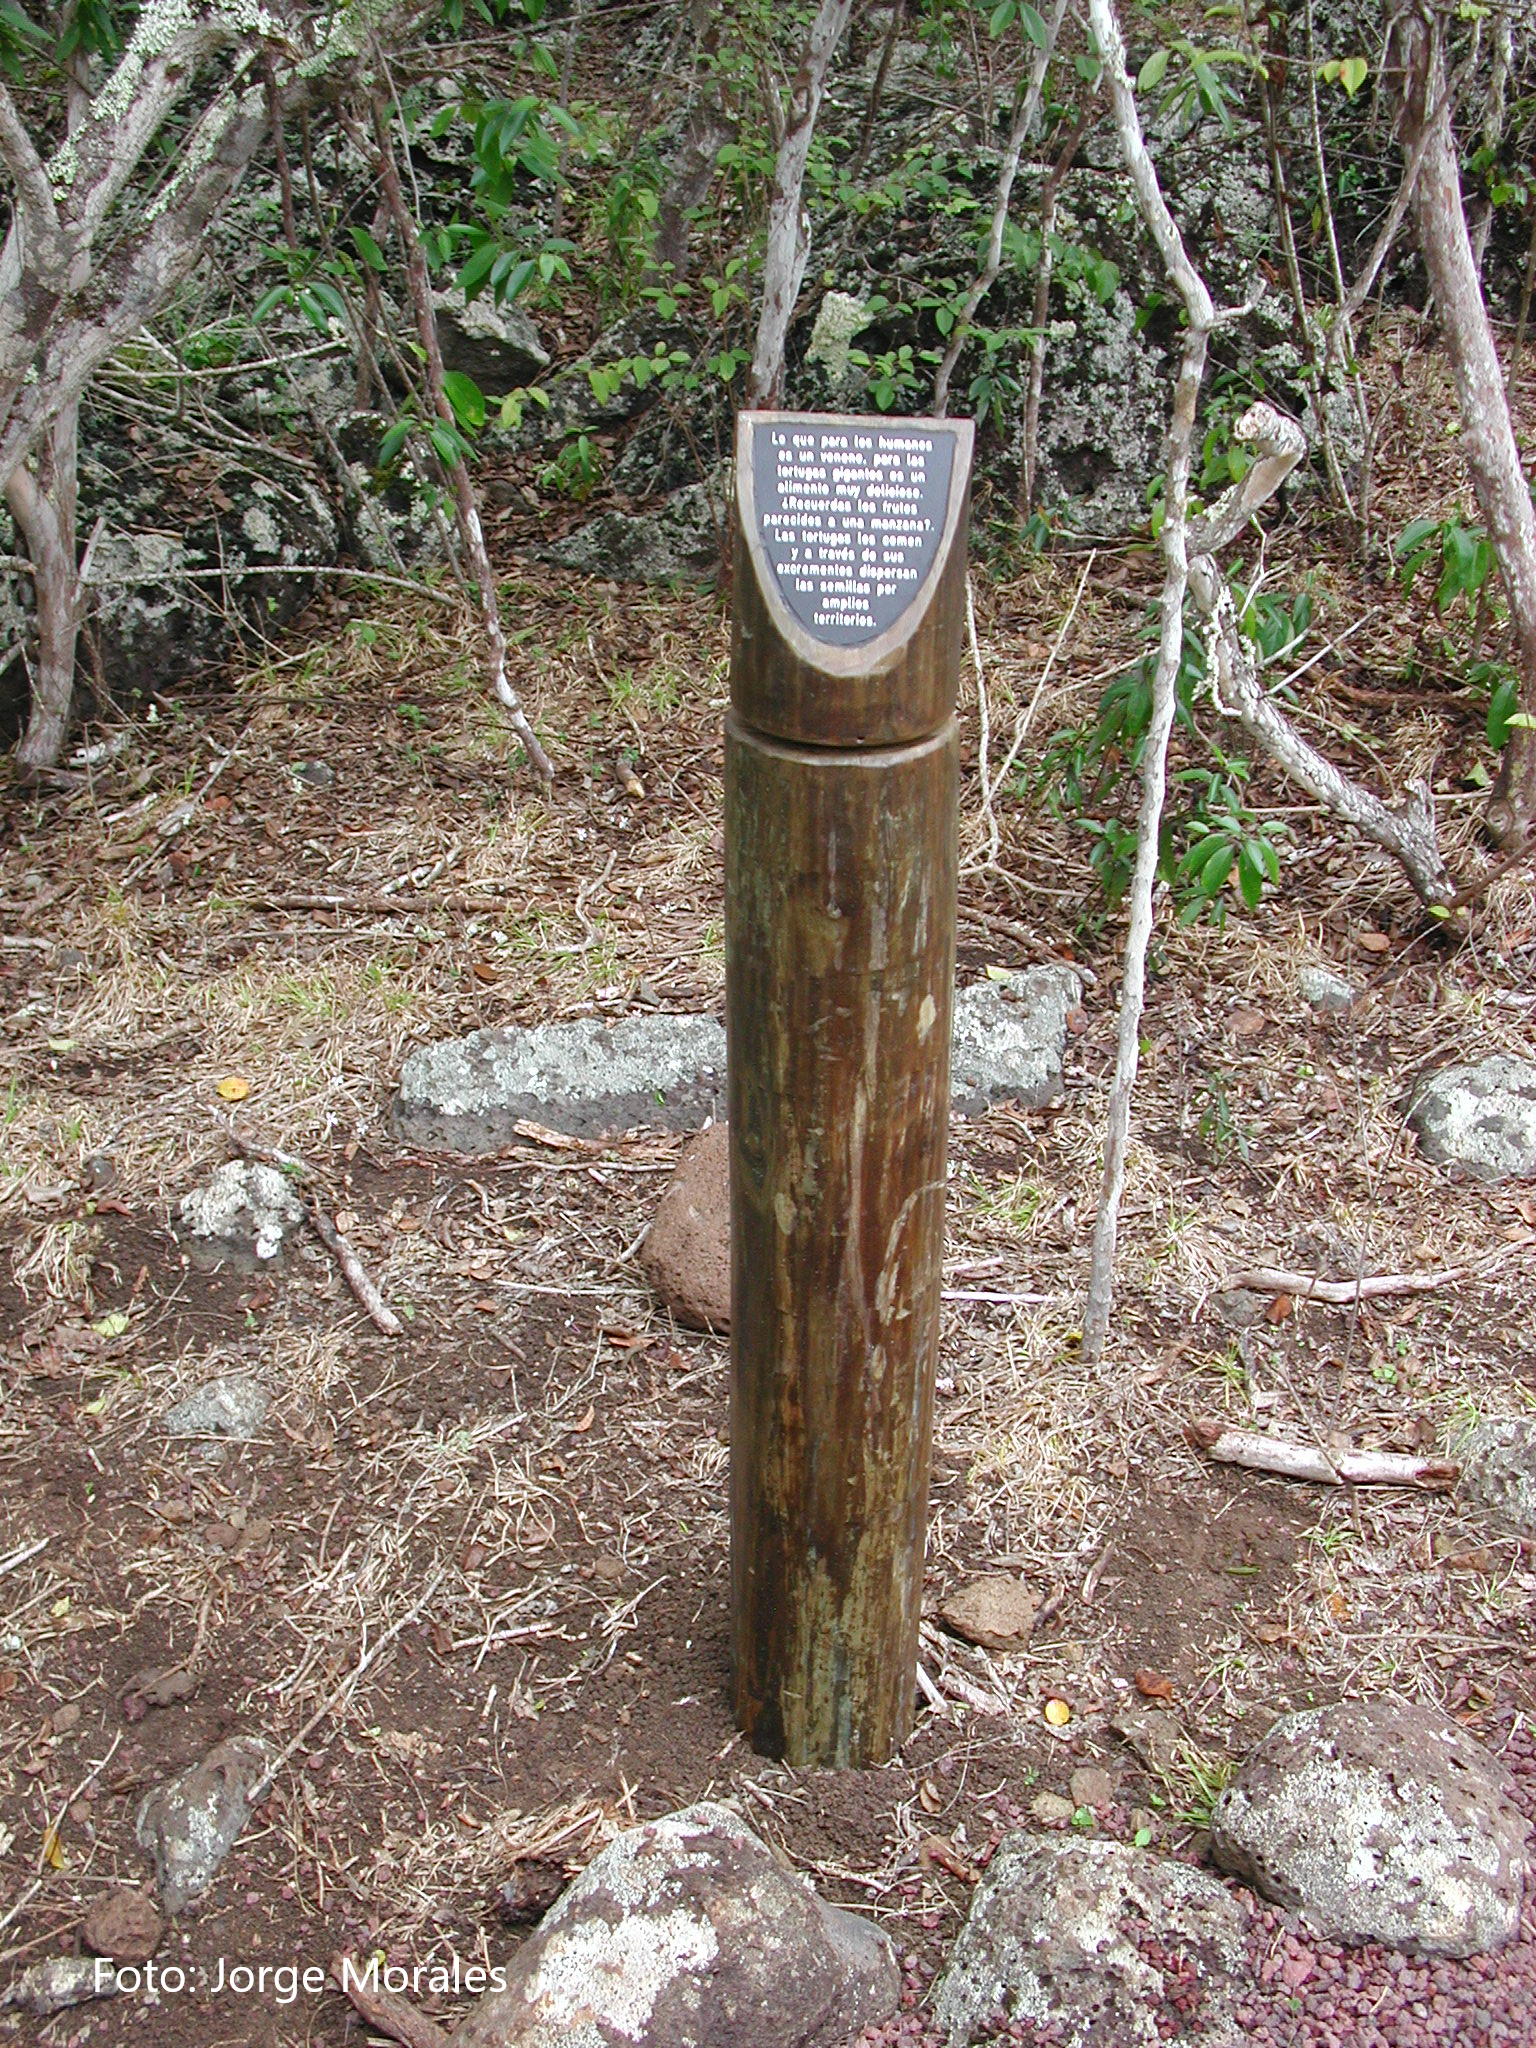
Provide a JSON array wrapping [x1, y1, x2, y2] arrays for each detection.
[[241, 503, 283, 555], [522, 1909, 717, 2040]]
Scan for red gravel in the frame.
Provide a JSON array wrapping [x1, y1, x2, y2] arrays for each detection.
[[847, 1710, 1536, 2047]]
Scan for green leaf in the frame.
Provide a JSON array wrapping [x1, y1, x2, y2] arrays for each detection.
[[428, 420, 467, 466], [250, 285, 292, 324], [1200, 844, 1236, 896], [457, 239, 501, 300], [351, 226, 387, 272], [1237, 844, 1263, 910], [1137, 47, 1169, 92], [441, 370, 486, 431], [988, 0, 1017, 36], [378, 418, 412, 466], [1018, 3, 1048, 48], [1340, 55, 1368, 96]]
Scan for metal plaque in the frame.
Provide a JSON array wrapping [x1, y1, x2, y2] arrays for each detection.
[[751, 418, 957, 648]]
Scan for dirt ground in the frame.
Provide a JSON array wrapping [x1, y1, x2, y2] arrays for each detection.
[[4, 329, 1536, 2047]]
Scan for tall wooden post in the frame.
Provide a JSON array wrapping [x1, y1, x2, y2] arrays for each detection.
[[726, 411, 972, 1767]]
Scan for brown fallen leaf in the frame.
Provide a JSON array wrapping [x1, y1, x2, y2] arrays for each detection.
[[1266, 1292, 1294, 1324], [1230, 1008, 1265, 1038], [918, 1778, 942, 1814], [1519, 1197, 1536, 1228], [1134, 1667, 1175, 1703], [570, 1405, 596, 1435], [919, 1834, 976, 1883], [472, 961, 499, 984], [1356, 930, 1391, 953]]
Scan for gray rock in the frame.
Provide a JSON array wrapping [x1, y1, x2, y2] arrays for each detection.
[[163, 1376, 270, 1441], [1298, 964, 1357, 1014], [179, 1160, 305, 1267], [1212, 1287, 1262, 1330], [393, 1013, 727, 1151], [950, 965, 1081, 1115], [640, 1123, 731, 1332], [2, 1956, 118, 2014], [1458, 1417, 1536, 1540], [434, 289, 550, 391], [1408, 1055, 1536, 1182], [453, 1802, 898, 2048], [540, 475, 724, 586], [136, 1737, 268, 1913], [932, 1835, 1248, 2047], [1210, 1700, 1529, 1956]]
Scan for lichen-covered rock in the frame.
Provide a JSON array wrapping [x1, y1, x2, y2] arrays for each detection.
[[1298, 964, 1358, 1014], [2, 1957, 118, 2014], [178, 1160, 305, 1267], [950, 964, 1081, 1114], [454, 1802, 898, 2048], [539, 476, 725, 586], [1457, 1417, 1536, 1540], [1210, 1701, 1528, 1956], [394, 1013, 727, 1151], [434, 289, 550, 391], [136, 1737, 268, 1913], [640, 1124, 731, 1332], [1409, 1056, 1536, 1182], [932, 1835, 1248, 2047], [163, 1375, 270, 1441]]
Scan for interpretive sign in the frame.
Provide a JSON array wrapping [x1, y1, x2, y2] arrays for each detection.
[[726, 413, 972, 1770], [750, 418, 956, 647]]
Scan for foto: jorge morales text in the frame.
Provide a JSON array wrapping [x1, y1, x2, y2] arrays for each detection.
[[97, 1954, 510, 2004]]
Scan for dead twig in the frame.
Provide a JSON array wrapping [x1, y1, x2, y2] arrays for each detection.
[[307, 1203, 403, 1337], [1188, 1418, 1458, 1490], [1223, 1265, 1468, 1304]]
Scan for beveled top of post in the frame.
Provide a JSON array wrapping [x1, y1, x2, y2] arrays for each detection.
[[732, 410, 973, 749]]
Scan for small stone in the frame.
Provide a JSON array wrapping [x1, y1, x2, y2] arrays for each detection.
[[1298, 965, 1357, 1014], [1210, 1700, 1528, 1956], [939, 1575, 1038, 1653], [1069, 1765, 1115, 1809], [2, 1957, 117, 2014], [122, 1666, 196, 1719], [1408, 1055, 1536, 1183], [81, 1887, 163, 1964], [163, 1376, 269, 1441], [1212, 1287, 1261, 1330], [49, 1701, 81, 1735], [293, 759, 335, 790], [1458, 1416, 1536, 1539], [1030, 1792, 1076, 1824], [933, 1835, 1248, 2046], [640, 1123, 731, 1332], [179, 1160, 304, 1267], [454, 1802, 898, 2048], [136, 1736, 268, 1912], [203, 1520, 240, 1549]]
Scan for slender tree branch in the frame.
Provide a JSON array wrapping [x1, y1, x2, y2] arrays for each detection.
[[370, 92, 552, 784], [930, 0, 1069, 418], [1081, 0, 1213, 1365]]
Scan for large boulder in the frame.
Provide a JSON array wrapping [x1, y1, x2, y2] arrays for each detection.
[[454, 1802, 898, 2048], [1408, 1055, 1536, 1182], [932, 1835, 1248, 2047], [394, 1013, 727, 1151], [1210, 1701, 1529, 1956], [434, 290, 551, 392], [640, 1124, 731, 1332]]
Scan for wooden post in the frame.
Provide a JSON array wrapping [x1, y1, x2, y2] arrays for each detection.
[[726, 410, 972, 1767]]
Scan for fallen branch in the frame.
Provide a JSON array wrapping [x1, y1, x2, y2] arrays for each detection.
[[1188, 1418, 1457, 1490], [1223, 1265, 1467, 1304], [307, 1203, 403, 1337], [328, 1955, 450, 2048]]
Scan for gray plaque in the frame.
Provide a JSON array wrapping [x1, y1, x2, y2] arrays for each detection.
[[751, 418, 957, 647]]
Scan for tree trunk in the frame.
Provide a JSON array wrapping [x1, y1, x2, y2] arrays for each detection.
[[1395, 10, 1536, 849], [6, 403, 83, 773], [746, 0, 853, 408]]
